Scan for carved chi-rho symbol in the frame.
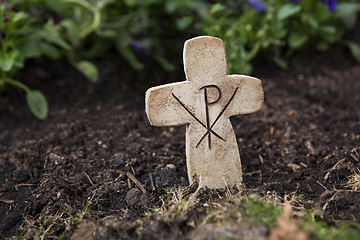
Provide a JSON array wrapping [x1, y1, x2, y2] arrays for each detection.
[[145, 36, 264, 189]]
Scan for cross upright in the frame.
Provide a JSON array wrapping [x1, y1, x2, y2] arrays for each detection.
[[145, 36, 264, 189]]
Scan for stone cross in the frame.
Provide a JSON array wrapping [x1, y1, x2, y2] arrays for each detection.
[[145, 36, 264, 189]]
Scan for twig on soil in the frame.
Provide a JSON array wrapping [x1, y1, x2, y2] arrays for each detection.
[[190, 181, 202, 199], [258, 154, 264, 164], [321, 191, 338, 216], [149, 173, 155, 191], [126, 171, 147, 193], [14, 183, 37, 191], [44, 155, 48, 169], [323, 158, 345, 183], [44, 150, 51, 169], [316, 181, 328, 191], [0, 199, 14, 204], [83, 171, 95, 185], [222, 176, 232, 197], [127, 178, 133, 189], [244, 170, 263, 183], [305, 140, 315, 155], [300, 163, 308, 168], [350, 153, 359, 162], [320, 188, 360, 218]]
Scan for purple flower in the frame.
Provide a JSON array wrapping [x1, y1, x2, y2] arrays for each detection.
[[284, 0, 337, 12], [318, 0, 337, 12], [131, 41, 144, 53], [245, 0, 266, 13]]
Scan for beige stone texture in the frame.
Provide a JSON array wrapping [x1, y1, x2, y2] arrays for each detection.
[[145, 36, 264, 188]]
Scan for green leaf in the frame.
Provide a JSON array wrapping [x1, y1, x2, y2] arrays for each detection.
[[116, 29, 132, 49], [44, 0, 67, 13], [119, 47, 143, 70], [272, 56, 288, 70], [0, 58, 14, 72], [277, 4, 301, 20], [176, 17, 193, 30], [210, 3, 225, 15], [335, 3, 357, 18], [43, 20, 72, 51], [39, 43, 62, 59], [155, 56, 174, 71], [26, 90, 48, 120], [115, 30, 143, 70], [165, 1, 177, 14], [0, 51, 19, 72], [304, 15, 318, 29], [61, 19, 80, 45], [96, 29, 117, 38], [344, 41, 360, 63], [96, 0, 115, 9], [13, 12, 28, 23], [319, 25, 337, 43], [316, 41, 329, 51], [125, 0, 135, 7], [288, 32, 308, 49], [335, 3, 357, 28], [18, 41, 42, 59], [74, 61, 99, 82]]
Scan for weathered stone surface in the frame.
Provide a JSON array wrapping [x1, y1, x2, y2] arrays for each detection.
[[145, 36, 264, 188]]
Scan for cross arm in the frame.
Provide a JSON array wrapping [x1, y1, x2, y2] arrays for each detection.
[[226, 75, 264, 116], [145, 81, 192, 127]]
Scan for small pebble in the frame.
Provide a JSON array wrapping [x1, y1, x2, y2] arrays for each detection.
[[166, 164, 176, 170]]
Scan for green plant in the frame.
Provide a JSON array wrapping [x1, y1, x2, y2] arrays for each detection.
[[202, 0, 360, 74], [16, 202, 92, 240], [16, 223, 26, 239], [142, 207, 156, 217], [302, 209, 360, 240], [162, 187, 172, 204], [243, 194, 281, 230], [1, 0, 209, 119], [0, 3, 48, 119], [0, 0, 97, 119], [3, 0, 359, 119], [11, 0, 208, 73]]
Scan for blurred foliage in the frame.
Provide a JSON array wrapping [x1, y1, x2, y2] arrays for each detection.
[[0, 0, 359, 118], [301, 209, 360, 240], [0, 0, 207, 118], [203, 0, 359, 74], [0, 2, 49, 119]]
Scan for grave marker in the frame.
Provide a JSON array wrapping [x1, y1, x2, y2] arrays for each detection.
[[145, 36, 264, 188]]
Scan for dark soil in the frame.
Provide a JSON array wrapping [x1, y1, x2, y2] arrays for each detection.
[[1, 29, 360, 239]]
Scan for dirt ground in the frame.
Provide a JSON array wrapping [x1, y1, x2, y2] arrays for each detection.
[[1, 28, 360, 239]]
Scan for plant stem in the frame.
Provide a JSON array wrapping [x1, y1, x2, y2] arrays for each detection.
[[64, 0, 101, 39], [247, 42, 260, 61], [80, 10, 101, 39], [6, 78, 31, 93], [65, 0, 96, 12]]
